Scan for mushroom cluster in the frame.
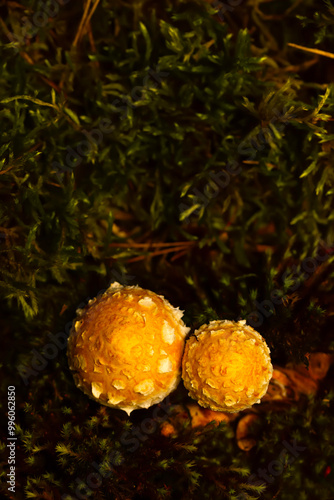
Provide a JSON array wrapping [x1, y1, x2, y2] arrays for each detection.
[[67, 282, 190, 415], [67, 285, 273, 415]]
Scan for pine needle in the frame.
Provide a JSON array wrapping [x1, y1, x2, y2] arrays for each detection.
[[288, 43, 334, 59]]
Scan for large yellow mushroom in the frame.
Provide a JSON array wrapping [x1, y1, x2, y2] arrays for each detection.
[[67, 282, 190, 415]]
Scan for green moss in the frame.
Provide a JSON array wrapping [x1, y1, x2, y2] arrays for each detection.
[[1, 0, 334, 499]]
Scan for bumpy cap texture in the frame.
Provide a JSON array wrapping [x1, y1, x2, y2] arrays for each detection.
[[182, 320, 273, 412], [67, 282, 190, 415]]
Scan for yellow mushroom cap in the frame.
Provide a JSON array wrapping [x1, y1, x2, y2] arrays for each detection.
[[182, 320, 273, 412], [67, 282, 190, 415]]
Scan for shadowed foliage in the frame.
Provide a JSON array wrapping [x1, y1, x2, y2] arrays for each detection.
[[1, 0, 334, 499]]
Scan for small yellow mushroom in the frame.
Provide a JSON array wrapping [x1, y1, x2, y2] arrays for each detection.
[[182, 320, 273, 412]]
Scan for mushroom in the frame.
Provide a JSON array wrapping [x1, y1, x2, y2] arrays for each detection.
[[181, 320, 273, 412], [67, 282, 190, 415]]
